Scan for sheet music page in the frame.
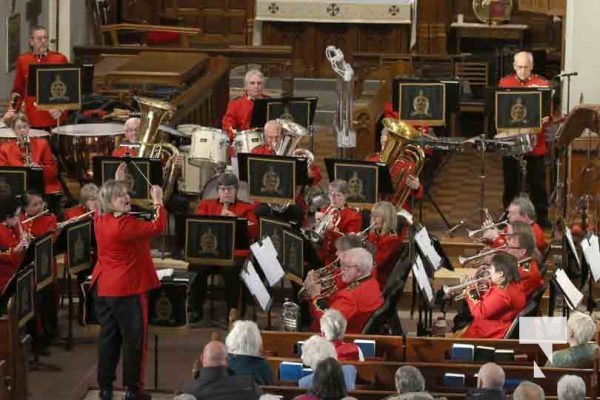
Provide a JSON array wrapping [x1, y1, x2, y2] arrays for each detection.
[[412, 255, 434, 303], [555, 268, 584, 310], [582, 234, 600, 282], [250, 237, 285, 286], [156, 268, 174, 280], [415, 227, 442, 270], [240, 261, 272, 312], [565, 227, 581, 267]]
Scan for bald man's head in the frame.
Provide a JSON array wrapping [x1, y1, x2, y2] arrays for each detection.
[[201, 340, 228, 368], [513, 381, 544, 400], [477, 363, 505, 389]]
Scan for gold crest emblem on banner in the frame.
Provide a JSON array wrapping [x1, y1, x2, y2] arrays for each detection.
[[510, 98, 527, 123], [49, 75, 69, 101], [279, 105, 295, 122], [411, 90, 431, 117], [200, 227, 219, 255], [154, 290, 174, 323], [41, 252, 50, 275], [74, 232, 85, 262], [347, 171, 365, 201], [0, 178, 12, 197], [261, 166, 282, 195]]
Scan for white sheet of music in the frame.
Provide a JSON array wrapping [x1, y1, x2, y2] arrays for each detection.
[[565, 227, 581, 267], [415, 226, 442, 270], [240, 261, 272, 312], [554, 268, 584, 310], [581, 234, 600, 282], [250, 237, 285, 287], [412, 255, 434, 303]]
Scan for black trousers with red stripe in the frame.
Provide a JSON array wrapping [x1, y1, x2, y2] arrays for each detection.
[[94, 289, 148, 391]]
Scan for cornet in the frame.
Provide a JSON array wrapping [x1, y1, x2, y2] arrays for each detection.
[[307, 206, 341, 243], [298, 259, 342, 300], [442, 269, 492, 301], [458, 244, 508, 266], [467, 220, 508, 241]]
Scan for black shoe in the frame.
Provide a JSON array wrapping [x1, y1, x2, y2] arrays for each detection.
[[124, 388, 151, 400], [98, 389, 113, 400]]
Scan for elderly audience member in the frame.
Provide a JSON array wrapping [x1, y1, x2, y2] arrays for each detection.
[[387, 366, 435, 400], [466, 363, 505, 400], [547, 312, 599, 368], [513, 381, 545, 400], [293, 358, 357, 400], [557, 375, 586, 400], [299, 335, 356, 391], [172, 395, 197, 400], [179, 340, 261, 400], [320, 309, 363, 361], [225, 320, 273, 385]]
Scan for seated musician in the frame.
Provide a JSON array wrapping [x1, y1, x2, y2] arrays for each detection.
[[305, 247, 383, 334], [0, 113, 62, 211], [366, 201, 404, 289], [461, 253, 526, 339], [298, 335, 357, 391], [252, 119, 322, 226], [546, 311, 600, 368], [320, 308, 363, 361], [20, 191, 58, 239], [190, 172, 257, 323], [316, 180, 362, 266], [0, 196, 28, 296], [63, 183, 99, 220], [504, 221, 544, 299], [112, 117, 140, 157], [225, 320, 273, 385], [222, 69, 269, 141], [482, 195, 547, 252]]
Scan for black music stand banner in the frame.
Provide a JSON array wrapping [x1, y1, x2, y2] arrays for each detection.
[[259, 217, 290, 265], [185, 216, 236, 266], [0, 166, 44, 198], [393, 80, 447, 126], [494, 89, 545, 133], [34, 233, 54, 291], [148, 271, 195, 330], [65, 220, 93, 274], [93, 156, 162, 204], [16, 263, 35, 328], [251, 97, 318, 129], [30, 64, 82, 111], [283, 228, 304, 282]]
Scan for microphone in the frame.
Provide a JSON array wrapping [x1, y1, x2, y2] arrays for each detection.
[[554, 71, 578, 78]]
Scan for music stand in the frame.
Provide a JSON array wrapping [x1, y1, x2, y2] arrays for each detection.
[[251, 97, 318, 130], [0, 166, 44, 199], [27, 63, 90, 111], [21, 233, 54, 292]]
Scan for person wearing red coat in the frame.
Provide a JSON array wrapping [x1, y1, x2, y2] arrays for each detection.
[[462, 253, 526, 339], [366, 201, 404, 290], [11, 26, 68, 129], [0, 197, 28, 296], [306, 247, 383, 334], [504, 221, 544, 299], [498, 51, 551, 227], [91, 180, 166, 400], [320, 308, 363, 361], [112, 117, 141, 157], [221, 69, 269, 141], [63, 183, 99, 221]]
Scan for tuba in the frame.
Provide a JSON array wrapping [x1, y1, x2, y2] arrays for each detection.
[[275, 118, 313, 161], [381, 118, 426, 210], [134, 96, 181, 202]]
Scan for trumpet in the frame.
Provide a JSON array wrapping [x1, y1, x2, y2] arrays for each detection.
[[298, 259, 342, 300], [458, 244, 508, 266], [442, 269, 492, 301], [307, 206, 341, 243], [467, 219, 508, 241]]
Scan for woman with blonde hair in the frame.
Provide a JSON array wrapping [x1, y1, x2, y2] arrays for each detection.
[[225, 320, 273, 385], [365, 201, 403, 288]]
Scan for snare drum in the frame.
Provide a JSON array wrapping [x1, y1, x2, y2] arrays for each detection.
[[495, 132, 536, 156], [176, 124, 203, 137], [189, 128, 229, 167], [233, 129, 263, 154], [52, 123, 124, 181]]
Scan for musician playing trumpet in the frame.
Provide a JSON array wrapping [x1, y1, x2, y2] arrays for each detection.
[[504, 221, 544, 299]]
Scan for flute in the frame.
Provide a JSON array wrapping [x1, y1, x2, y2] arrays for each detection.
[[21, 210, 49, 225], [57, 210, 95, 229]]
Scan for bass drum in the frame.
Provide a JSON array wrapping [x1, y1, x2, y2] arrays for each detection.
[[189, 128, 229, 167]]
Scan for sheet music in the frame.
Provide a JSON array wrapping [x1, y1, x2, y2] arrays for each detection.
[[554, 268, 584, 310], [156, 268, 174, 280], [250, 237, 285, 286], [415, 226, 442, 270], [581, 234, 600, 282], [240, 261, 272, 312], [565, 227, 581, 267], [412, 255, 434, 303]]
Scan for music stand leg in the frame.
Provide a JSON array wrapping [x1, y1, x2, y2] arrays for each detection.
[[517, 155, 528, 194], [154, 334, 159, 389]]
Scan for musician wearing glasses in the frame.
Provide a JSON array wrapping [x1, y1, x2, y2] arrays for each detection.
[[461, 253, 526, 339], [10, 26, 69, 129], [503, 221, 544, 299], [112, 118, 141, 157], [305, 247, 382, 334], [366, 201, 404, 289]]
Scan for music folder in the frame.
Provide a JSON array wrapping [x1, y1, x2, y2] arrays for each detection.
[[0, 166, 44, 198], [240, 260, 272, 312], [251, 97, 318, 129], [552, 268, 583, 310]]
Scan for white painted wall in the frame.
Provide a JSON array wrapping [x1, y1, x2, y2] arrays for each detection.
[[563, 0, 600, 112]]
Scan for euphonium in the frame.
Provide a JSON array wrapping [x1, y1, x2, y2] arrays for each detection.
[[307, 206, 341, 243], [275, 119, 313, 159], [458, 244, 508, 266]]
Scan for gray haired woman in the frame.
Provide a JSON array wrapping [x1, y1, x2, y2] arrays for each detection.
[[225, 320, 273, 385], [546, 312, 599, 368]]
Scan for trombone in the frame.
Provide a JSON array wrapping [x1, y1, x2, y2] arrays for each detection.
[[458, 244, 508, 266]]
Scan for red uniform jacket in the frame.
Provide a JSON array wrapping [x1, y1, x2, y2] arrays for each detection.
[[195, 199, 258, 257], [518, 257, 543, 299], [12, 51, 69, 128], [498, 74, 550, 156], [91, 206, 166, 297], [20, 212, 58, 240], [0, 138, 61, 194], [462, 282, 526, 339], [63, 205, 86, 220], [491, 222, 547, 253], [310, 275, 383, 334], [0, 224, 25, 293], [222, 95, 258, 140], [332, 339, 361, 361], [319, 206, 362, 265], [366, 231, 404, 289], [112, 144, 138, 158]]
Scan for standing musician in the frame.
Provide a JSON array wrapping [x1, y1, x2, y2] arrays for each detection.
[[504, 221, 544, 299], [191, 172, 258, 323], [222, 69, 269, 141], [365, 201, 404, 289], [0, 196, 28, 296], [112, 117, 141, 157], [11, 26, 69, 129], [316, 180, 362, 266], [91, 180, 166, 400], [252, 119, 322, 226], [461, 253, 526, 339], [305, 247, 383, 334], [498, 51, 551, 228], [482, 195, 546, 252]]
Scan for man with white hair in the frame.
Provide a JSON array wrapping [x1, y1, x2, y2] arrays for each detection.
[[513, 381, 545, 400], [387, 366, 434, 400], [466, 362, 505, 400], [298, 335, 356, 391], [222, 69, 268, 140], [547, 312, 600, 368], [113, 117, 141, 157], [305, 247, 383, 333], [320, 309, 363, 361], [557, 375, 585, 400]]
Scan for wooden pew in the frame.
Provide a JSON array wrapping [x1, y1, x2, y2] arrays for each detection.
[[0, 301, 27, 400], [260, 385, 399, 400]]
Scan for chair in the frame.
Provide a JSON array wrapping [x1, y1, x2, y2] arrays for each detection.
[[504, 300, 538, 339], [529, 283, 548, 316]]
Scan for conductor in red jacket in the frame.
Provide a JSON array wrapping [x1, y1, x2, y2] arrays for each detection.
[[91, 180, 166, 400]]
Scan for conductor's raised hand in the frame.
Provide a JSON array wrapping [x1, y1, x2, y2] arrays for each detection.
[[150, 185, 163, 206], [115, 162, 127, 181]]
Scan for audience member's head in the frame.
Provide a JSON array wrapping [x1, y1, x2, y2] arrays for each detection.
[[476, 362, 505, 389], [394, 366, 426, 394], [172, 395, 197, 400], [320, 309, 348, 341], [567, 311, 596, 347], [200, 340, 228, 368], [557, 375, 586, 400], [513, 381, 545, 400], [301, 335, 337, 370], [311, 357, 347, 400], [225, 320, 263, 357]]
